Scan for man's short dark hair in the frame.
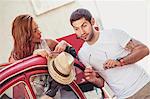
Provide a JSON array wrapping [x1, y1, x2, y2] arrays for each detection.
[[70, 8, 92, 26]]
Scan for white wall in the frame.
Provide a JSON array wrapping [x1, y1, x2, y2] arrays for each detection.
[[147, 0, 150, 45], [97, 0, 147, 43], [146, 0, 150, 75], [0, 0, 149, 66]]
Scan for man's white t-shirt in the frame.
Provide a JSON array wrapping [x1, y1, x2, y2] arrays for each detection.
[[78, 29, 150, 98]]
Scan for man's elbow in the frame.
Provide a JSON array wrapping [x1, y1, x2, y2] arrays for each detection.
[[143, 45, 149, 56]]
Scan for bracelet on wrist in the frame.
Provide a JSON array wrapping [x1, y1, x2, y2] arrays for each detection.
[[116, 57, 125, 66]]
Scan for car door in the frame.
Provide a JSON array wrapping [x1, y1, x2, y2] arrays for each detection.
[[0, 55, 86, 99]]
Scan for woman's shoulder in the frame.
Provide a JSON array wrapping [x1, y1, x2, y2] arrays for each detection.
[[44, 39, 57, 45], [43, 39, 58, 51]]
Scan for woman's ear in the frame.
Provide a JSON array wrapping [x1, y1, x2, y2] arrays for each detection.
[[90, 18, 95, 25]]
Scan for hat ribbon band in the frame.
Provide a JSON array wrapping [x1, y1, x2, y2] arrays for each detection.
[[52, 61, 69, 77]]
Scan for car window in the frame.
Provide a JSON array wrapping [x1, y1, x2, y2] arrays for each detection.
[[30, 74, 50, 99], [30, 73, 79, 99], [0, 82, 31, 99]]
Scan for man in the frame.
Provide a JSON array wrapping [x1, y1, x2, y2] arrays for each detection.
[[70, 8, 150, 99]]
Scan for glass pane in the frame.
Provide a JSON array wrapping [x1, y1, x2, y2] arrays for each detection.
[[0, 82, 31, 99], [30, 74, 50, 99], [13, 83, 30, 99]]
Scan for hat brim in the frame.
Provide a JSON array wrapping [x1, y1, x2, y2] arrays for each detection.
[[48, 58, 75, 85]]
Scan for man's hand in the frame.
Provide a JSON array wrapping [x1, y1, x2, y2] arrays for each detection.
[[84, 68, 104, 87], [103, 59, 121, 69], [84, 67, 97, 83]]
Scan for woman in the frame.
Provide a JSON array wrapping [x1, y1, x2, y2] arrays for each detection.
[[9, 14, 70, 99], [9, 14, 69, 62]]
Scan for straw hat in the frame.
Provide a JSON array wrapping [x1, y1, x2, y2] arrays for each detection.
[[47, 52, 75, 85]]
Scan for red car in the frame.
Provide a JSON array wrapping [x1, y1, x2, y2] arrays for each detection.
[[0, 34, 115, 99]]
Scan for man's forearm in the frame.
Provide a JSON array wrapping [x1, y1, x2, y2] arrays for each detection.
[[123, 45, 149, 65]]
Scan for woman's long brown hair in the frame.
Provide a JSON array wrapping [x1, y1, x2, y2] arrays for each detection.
[[12, 15, 34, 60]]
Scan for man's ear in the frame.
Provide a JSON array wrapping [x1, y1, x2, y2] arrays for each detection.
[[90, 18, 95, 25]]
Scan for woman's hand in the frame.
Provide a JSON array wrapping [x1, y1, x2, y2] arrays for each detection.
[[33, 49, 50, 58], [103, 59, 121, 69], [54, 40, 70, 53], [33, 40, 71, 58]]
